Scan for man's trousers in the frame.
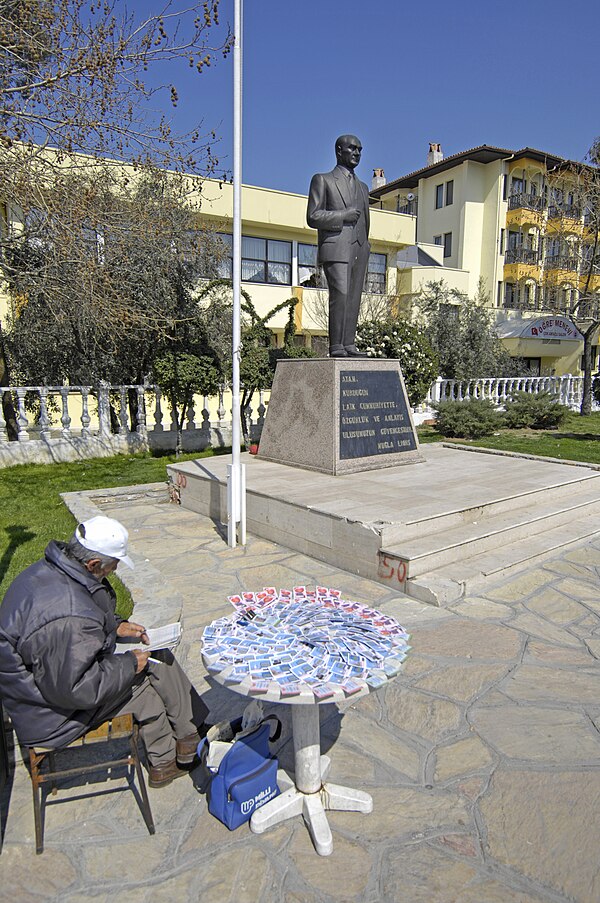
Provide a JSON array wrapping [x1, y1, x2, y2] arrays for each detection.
[[323, 240, 370, 353], [95, 652, 209, 766]]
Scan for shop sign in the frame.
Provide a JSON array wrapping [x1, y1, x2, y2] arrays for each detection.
[[521, 318, 583, 341]]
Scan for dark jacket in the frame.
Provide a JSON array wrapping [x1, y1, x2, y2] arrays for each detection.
[[306, 165, 370, 264], [0, 541, 137, 747]]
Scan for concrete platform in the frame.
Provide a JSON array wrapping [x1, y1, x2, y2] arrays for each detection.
[[3, 488, 600, 901], [168, 444, 600, 606]]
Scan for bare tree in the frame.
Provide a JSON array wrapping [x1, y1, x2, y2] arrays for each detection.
[[0, 0, 231, 171], [3, 163, 225, 385], [0, 1, 232, 390], [543, 144, 600, 414]]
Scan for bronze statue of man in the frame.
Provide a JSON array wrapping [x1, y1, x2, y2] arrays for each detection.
[[307, 134, 371, 357]]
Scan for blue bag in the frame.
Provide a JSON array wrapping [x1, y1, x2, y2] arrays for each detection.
[[198, 714, 281, 830]]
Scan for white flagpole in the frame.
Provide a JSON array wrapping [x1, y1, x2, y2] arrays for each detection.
[[227, 0, 246, 547]]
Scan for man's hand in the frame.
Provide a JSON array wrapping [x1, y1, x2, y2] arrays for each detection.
[[132, 649, 151, 673], [117, 621, 149, 644], [343, 208, 360, 224]]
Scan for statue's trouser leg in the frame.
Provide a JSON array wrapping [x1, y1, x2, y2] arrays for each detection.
[[343, 242, 370, 349], [323, 261, 349, 353]]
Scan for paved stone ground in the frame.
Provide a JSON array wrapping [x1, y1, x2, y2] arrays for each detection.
[[2, 490, 600, 903]]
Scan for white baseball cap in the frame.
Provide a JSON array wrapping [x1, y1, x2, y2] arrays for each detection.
[[75, 516, 134, 569]]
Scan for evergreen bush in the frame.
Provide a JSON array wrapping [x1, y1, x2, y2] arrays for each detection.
[[432, 398, 503, 439], [503, 391, 568, 430]]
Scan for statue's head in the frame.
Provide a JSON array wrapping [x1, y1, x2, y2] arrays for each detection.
[[335, 134, 362, 171]]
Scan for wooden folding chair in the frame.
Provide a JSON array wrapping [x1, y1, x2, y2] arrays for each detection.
[[26, 714, 155, 853]]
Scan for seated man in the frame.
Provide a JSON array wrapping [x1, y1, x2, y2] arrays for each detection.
[[0, 515, 209, 788]]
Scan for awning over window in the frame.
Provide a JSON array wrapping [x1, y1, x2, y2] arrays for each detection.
[[495, 317, 584, 342]]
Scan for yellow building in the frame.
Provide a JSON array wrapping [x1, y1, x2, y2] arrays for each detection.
[[0, 157, 416, 354], [371, 144, 599, 376], [189, 177, 415, 349]]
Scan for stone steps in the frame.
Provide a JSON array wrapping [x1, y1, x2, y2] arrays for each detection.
[[407, 510, 600, 605], [381, 477, 600, 578], [168, 447, 600, 607], [387, 470, 600, 544]]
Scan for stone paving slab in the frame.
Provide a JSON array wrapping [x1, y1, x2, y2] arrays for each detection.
[[1, 485, 600, 902]]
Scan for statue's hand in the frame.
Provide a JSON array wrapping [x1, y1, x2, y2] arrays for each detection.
[[343, 207, 361, 224]]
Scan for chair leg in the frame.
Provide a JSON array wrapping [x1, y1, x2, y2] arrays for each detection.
[[28, 750, 45, 854], [48, 751, 58, 796], [129, 728, 155, 836]]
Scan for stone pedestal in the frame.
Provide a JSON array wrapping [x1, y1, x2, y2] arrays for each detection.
[[257, 358, 423, 475]]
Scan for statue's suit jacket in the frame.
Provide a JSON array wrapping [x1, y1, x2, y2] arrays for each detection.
[[306, 165, 370, 263]]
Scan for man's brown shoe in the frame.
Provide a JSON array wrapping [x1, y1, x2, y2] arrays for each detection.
[[148, 758, 190, 788], [176, 731, 202, 764]]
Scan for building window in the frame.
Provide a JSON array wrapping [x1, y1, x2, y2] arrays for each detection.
[[523, 357, 541, 376], [199, 232, 233, 278], [500, 229, 505, 255], [502, 174, 508, 200], [241, 236, 292, 284], [298, 243, 326, 288], [433, 235, 442, 246], [445, 180, 454, 206], [435, 184, 444, 209], [497, 281, 503, 305], [504, 282, 519, 308], [207, 234, 292, 284], [365, 252, 386, 294], [443, 232, 452, 259]]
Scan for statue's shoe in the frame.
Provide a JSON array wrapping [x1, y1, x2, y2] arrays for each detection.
[[344, 345, 368, 358]]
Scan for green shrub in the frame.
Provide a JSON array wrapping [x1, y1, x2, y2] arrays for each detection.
[[432, 398, 503, 439], [503, 390, 568, 430], [355, 319, 438, 406]]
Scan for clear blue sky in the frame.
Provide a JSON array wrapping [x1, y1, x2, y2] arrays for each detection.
[[128, 0, 600, 194]]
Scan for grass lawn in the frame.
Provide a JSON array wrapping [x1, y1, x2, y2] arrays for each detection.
[[418, 410, 600, 465], [0, 448, 224, 615]]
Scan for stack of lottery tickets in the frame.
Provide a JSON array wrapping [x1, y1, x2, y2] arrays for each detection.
[[201, 586, 411, 703]]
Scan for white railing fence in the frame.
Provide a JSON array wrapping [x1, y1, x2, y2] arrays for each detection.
[[413, 374, 600, 422], [0, 382, 268, 467], [1, 374, 597, 466]]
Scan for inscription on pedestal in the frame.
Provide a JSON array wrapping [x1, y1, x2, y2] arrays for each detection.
[[339, 369, 417, 460]]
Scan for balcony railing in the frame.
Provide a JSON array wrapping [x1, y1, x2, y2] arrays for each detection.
[[548, 204, 581, 219], [507, 193, 544, 212], [544, 255, 579, 271], [502, 294, 545, 312], [504, 247, 539, 265], [397, 200, 418, 216]]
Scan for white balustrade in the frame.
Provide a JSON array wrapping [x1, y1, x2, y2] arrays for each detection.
[[1, 376, 598, 463]]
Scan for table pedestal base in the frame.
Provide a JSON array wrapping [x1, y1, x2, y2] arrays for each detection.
[[251, 757, 373, 856]]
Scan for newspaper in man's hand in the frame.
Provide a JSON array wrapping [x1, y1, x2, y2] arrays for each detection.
[[115, 621, 182, 654]]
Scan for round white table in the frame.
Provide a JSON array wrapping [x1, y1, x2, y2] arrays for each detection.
[[209, 669, 373, 856]]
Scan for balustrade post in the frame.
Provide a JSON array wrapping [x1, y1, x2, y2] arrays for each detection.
[[431, 377, 442, 404], [119, 387, 128, 434], [0, 389, 8, 442], [15, 388, 30, 441], [38, 387, 51, 440], [80, 388, 91, 438], [136, 386, 147, 436], [97, 381, 111, 437], [257, 390, 266, 431], [217, 385, 226, 427], [60, 387, 72, 437], [201, 396, 211, 434], [153, 386, 164, 432], [186, 398, 196, 430]]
